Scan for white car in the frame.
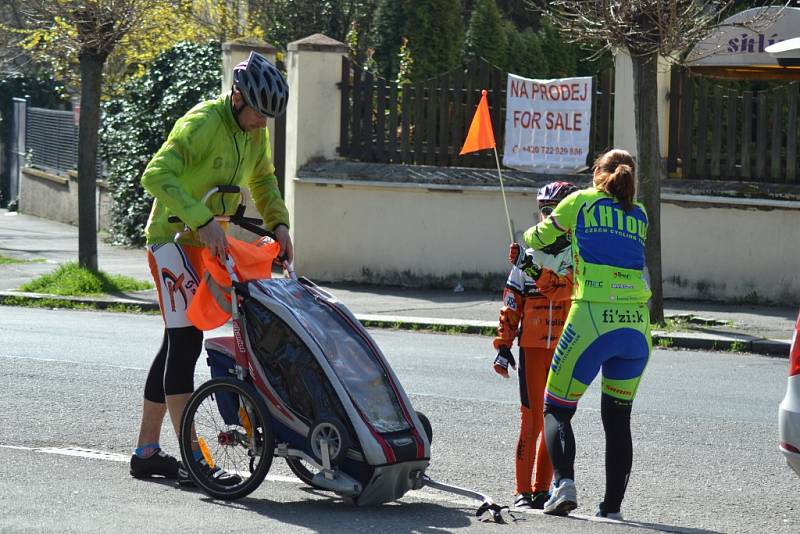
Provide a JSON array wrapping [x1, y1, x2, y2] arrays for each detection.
[[779, 309, 800, 476]]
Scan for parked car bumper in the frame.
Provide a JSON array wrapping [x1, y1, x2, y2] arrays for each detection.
[[779, 374, 800, 476]]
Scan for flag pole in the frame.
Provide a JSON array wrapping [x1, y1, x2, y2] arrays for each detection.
[[493, 147, 514, 243], [459, 89, 514, 243]]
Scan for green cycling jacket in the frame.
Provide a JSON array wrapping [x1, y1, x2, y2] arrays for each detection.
[[142, 94, 289, 246], [523, 188, 651, 303]]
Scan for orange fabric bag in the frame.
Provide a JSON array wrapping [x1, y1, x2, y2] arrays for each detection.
[[188, 236, 280, 330]]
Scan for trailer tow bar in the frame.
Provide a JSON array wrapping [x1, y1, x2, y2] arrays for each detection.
[[420, 475, 514, 524]]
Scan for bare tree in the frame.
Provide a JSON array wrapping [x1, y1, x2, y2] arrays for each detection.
[[543, 0, 781, 324], [21, 1, 145, 271]]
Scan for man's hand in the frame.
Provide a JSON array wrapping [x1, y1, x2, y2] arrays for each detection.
[[198, 219, 228, 261], [493, 346, 516, 378], [274, 224, 294, 263]]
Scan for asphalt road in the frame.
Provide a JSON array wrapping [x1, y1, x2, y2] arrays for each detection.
[[0, 306, 796, 533]]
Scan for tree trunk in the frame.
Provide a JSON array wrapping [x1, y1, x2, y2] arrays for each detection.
[[77, 53, 104, 271], [631, 51, 665, 325]]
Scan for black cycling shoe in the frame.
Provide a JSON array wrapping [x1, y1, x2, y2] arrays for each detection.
[[130, 448, 180, 479], [530, 491, 550, 510], [178, 458, 242, 488]]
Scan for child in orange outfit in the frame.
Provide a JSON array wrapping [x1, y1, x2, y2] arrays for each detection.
[[492, 181, 577, 509]]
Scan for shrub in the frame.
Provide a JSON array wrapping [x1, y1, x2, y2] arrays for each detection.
[[463, 0, 507, 67], [504, 22, 547, 79], [372, 0, 406, 80], [404, 0, 463, 80], [100, 41, 221, 246]]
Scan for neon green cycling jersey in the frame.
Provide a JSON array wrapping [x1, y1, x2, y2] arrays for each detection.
[[523, 188, 651, 303], [141, 94, 289, 246]]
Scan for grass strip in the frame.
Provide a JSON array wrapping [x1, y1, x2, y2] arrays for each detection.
[[19, 262, 152, 296], [0, 255, 45, 265]]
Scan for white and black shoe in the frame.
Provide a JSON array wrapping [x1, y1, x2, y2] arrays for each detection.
[[178, 459, 242, 488], [513, 493, 535, 509], [543, 478, 578, 516]]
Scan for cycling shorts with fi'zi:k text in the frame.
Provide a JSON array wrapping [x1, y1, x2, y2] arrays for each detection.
[[544, 301, 651, 408]]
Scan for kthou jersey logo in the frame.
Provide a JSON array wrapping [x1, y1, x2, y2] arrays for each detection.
[[580, 203, 647, 243]]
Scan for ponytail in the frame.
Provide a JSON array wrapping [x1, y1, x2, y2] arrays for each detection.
[[593, 149, 636, 211], [606, 164, 635, 211]]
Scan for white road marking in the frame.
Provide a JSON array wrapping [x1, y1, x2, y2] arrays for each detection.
[[0, 444, 480, 507], [0, 444, 33, 451], [0, 354, 214, 378], [0, 444, 298, 484], [0, 354, 149, 371], [38, 446, 130, 462]]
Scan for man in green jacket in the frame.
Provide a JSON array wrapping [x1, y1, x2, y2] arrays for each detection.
[[129, 51, 291, 486]]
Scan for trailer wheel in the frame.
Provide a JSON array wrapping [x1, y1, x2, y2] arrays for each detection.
[[416, 410, 433, 445], [308, 417, 350, 466]]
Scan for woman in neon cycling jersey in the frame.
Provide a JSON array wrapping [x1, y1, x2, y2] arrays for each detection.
[[509, 148, 651, 520]]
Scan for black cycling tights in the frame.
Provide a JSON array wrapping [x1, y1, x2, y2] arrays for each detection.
[[543, 393, 633, 513], [600, 393, 633, 513], [143, 326, 203, 403]]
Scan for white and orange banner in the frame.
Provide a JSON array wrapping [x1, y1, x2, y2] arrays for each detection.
[[503, 73, 593, 174]]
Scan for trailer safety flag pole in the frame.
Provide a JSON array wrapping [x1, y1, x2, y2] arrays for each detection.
[[460, 89, 514, 243]]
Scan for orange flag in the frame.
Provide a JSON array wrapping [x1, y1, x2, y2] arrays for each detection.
[[459, 89, 496, 155]]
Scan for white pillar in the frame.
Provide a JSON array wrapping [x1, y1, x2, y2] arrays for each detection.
[[284, 34, 348, 268], [613, 49, 672, 159]]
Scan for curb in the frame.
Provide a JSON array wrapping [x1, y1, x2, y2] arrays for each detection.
[[355, 313, 497, 336], [0, 291, 160, 312], [651, 331, 789, 357], [355, 319, 789, 358], [0, 291, 789, 357]]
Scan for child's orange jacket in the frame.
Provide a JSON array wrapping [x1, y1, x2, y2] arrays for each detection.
[[493, 244, 573, 350]]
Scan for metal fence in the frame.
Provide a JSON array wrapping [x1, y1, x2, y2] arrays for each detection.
[[338, 57, 614, 170], [26, 105, 79, 174], [10, 99, 104, 189]]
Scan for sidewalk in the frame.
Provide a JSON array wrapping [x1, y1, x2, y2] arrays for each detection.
[[1, 209, 795, 356]]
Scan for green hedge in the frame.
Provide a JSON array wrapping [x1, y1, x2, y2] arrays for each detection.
[[100, 41, 221, 246]]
